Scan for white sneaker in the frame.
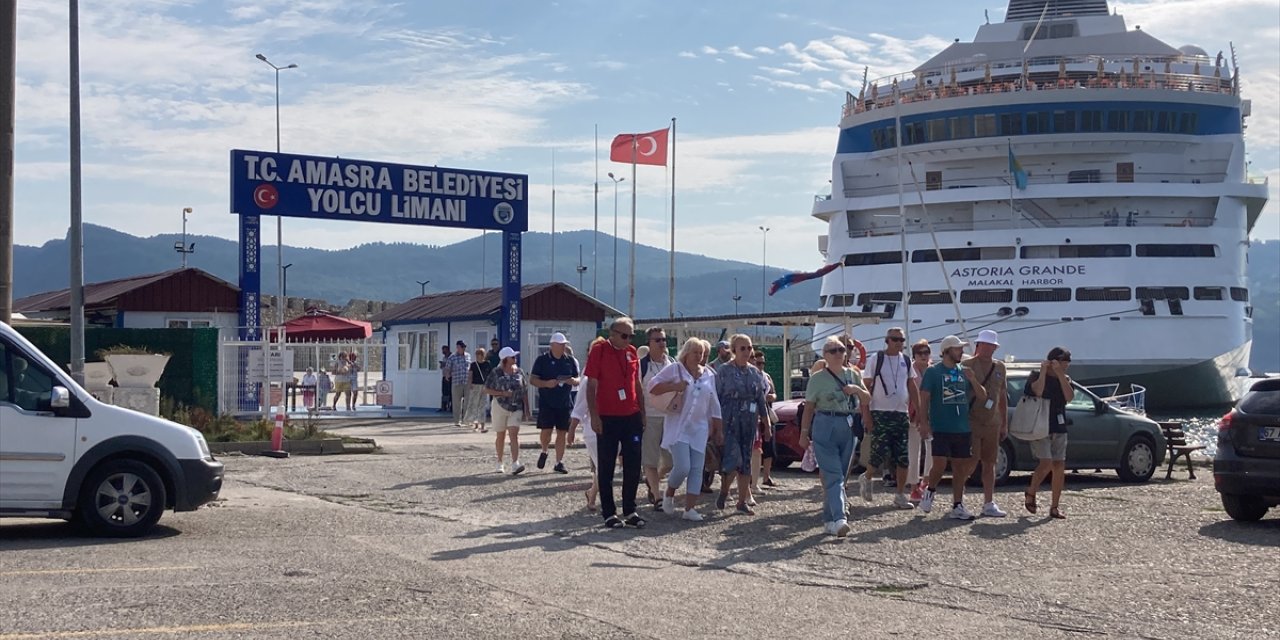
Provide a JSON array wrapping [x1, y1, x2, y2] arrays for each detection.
[[496, 463, 506, 474], [511, 461, 526, 476], [920, 489, 936, 514], [893, 494, 916, 510], [947, 503, 977, 521], [858, 474, 873, 502], [682, 509, 704, 522], [835, 520, 851, 538], [662, 496, 675, 514], [982, 501, 1008, 518]]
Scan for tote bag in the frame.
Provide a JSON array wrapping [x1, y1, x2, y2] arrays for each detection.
[[1009, 395, 1051, 441]]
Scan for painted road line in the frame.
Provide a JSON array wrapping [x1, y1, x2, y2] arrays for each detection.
[[0, 617, 434, 639], [0, 566, 199, 577]]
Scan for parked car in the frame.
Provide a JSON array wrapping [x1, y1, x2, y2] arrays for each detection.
[[771, 364, 1167, 484], [1213, 378, 1280, 522], [0, 321, 223, 537]]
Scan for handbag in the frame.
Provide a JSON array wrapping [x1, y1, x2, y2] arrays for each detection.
[[800, 443, 818, 472], [1009, 395, 1051, 441], [650, 364, 686, 416]]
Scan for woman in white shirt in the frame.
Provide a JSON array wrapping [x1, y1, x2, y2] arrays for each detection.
[[571, 338, 606, 510], [647, 337, 723, 521]]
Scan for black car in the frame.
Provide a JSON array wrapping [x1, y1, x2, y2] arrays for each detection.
[[1213, 378, 1280, 522]]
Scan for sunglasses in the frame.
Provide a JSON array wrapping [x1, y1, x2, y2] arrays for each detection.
[[887, 336, 906, 343], [1056, 357, 1072, 363], [612, 330, 634, 340], [825, 347, 847, 354], [735, 345, 754, 352]]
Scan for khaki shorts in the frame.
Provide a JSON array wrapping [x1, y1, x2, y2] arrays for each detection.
[[334, 381, 351, 392], [490, 400, 522, 432], [971, 422, 1002, 463], [1031, 433, 1068, 461], [642, 416, 673, 470]]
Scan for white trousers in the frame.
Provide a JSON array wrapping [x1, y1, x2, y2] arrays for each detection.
[[907, 427, 933, 486]]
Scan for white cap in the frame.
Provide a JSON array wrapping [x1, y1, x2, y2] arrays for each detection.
[[550, 332, 569, 344], [975, 329, 1000, 346], [498, 346, 519, 360], [939, 335, 968, 352]]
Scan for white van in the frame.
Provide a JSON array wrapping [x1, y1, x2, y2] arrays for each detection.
[[0, 321, 223, 537]]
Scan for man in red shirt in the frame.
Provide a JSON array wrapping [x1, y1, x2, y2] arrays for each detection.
[[586, 317, 648, 528]]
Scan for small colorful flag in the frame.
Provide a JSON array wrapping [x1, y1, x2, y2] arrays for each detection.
[[1008, 143, 1028, 190], [769, 262, 839, 296]]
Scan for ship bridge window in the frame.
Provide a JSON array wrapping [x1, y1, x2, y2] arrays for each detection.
[[1053, 111, 1077, 133], [1018, 288, 1072, 302], [960, 289, 1013, 304], [1027, 112, 1051, 135], [1067, 169, 1102, 183], [1136, 287, 1190, 301], [1020, 244, 1130, 259], [1000, 114, 1024, 136], [1230, 287, 1249, 302], [1076, 287, 1133, 302], [909, 290, 954, 305], [1107, 111, 1129, 132], [903, 121, 927, 145], [1194, 286, 1225, 301], [927, 119, 948, 143], [843, 251, 903, 266], [913, 246, 1014, 263], [1020, 22, 1077, 40], [827, 294, 855, 307], [856, 292, 903, 306], [818, 295, 828, 307], [1136, 244, 1217, 257], [1180, 112, 1199, 134], [949, 115, 974, 140], [872, 126, 897, 150], [1081, 111, 1104, 132], [975, 114, 998, 138]]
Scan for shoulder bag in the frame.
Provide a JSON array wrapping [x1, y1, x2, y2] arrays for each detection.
[[1009, 393, 1051, 441]]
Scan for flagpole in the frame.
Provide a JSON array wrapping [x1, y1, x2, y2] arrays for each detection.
[[1008, 139, 1018, 228], [629, 136, 637, 317], [551, 148, 557, 283], [894, 88, 911, 342], [668, 117, 676, 319], [593, 124, 599, 298]]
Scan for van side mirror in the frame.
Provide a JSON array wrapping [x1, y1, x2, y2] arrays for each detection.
[[50, 386, 71, 409]]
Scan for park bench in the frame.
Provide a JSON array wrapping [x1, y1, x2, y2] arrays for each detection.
[[1160, 421, 1206, 480]]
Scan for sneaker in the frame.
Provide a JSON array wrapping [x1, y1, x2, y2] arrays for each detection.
[[682, 509, 704, 522], [893, 494, 916, 510], [920, 488, 936, 513], [858, 474, 873, 502], [511, 461, 526, 476], [553, 462, 568, 475], [715, 493, 727, 510], [496, 463, 506, 474], [603, 515, 622, 528], [823, 522, 836, 535], [982, 501, 1008, 518], [747, 496, 758, 507], [536, 452, 548, 469], [736, 503, 756, 516], [909, 482, 924, 502], [947, 503, 976, 521], [623, 513, 647, 528], [835, 520, 851, 538], [662, 496, 675, 514]]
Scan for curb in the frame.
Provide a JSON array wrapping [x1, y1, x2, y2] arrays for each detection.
[[209, 438, 379, 456]]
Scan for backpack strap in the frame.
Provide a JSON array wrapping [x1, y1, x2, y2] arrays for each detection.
[[640, 356, 651, 380], [872, 350, 888, 395]]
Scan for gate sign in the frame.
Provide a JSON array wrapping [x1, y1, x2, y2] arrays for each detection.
[[230, 149, 528, 232]]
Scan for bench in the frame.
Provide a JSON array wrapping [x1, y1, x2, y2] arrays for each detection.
[[1160, 421, 1206, 480]]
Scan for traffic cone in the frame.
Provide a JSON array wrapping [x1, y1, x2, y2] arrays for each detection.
[[261, 410, 290, 458]]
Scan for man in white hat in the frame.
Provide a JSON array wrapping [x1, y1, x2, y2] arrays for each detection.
[[964, 330, 1009, 517], [918, 335, 988, 520], [531, 332, 580, 474]]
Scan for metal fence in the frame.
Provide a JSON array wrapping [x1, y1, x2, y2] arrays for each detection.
[[218, 335, 402, 417]]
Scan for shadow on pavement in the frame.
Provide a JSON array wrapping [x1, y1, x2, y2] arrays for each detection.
[[0, 522, 182, 550], [431, 513, 601, 561], [1197, 518, 1280, 546]]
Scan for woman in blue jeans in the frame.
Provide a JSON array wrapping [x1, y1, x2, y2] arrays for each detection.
[[799, 336, 871, 537], [647, 338, 722, 521]]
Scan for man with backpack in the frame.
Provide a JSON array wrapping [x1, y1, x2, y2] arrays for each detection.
[[858, 328, 920, 510]]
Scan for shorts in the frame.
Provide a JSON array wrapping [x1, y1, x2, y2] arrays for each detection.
[[1031, 433, 1068, 461], [869, 410, 911, 470], [931, 431, 972, 459], [490, 399, 522, 432], [971, 422, 1002, 462], [334, 381, 351, 392], [642, 416, 673, 470], [536, 406, 572, 430]]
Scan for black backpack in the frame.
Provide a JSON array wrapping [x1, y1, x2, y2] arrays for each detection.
[[871, 350, 909, 396]]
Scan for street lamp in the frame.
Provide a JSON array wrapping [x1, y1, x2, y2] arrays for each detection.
[[174, 207, 195, 268], [281, 263, 293, 315], [576, 244, 588, 292], [733, 277, 742, 315], [607, 172, 625, 308], [416, 280, 430, 297], [256, 53, 298, 327], [759, 226, 770, 313]]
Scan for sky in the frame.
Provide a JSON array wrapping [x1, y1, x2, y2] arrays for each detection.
[[12, 0, 1280, 272]]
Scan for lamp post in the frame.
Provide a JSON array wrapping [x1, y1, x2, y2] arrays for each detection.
[[255, 53, 298, 327], [416, 280, 430, 297], [281, 263, 293, 312], [174, 207, 195, 267], [576, 244, 588, 291], [607, 173, 625, 307], [759, 226, 770, 313], [733, 277, 742, 315]]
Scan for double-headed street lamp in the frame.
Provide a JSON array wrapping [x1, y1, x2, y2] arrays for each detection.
[[256, 53, 298, 326]]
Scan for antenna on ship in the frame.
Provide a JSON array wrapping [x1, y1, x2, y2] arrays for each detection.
[[985, 9, 990, 24], [859, 66, 869, 95]]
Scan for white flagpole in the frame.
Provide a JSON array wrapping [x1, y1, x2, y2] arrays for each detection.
[[551, 148, 556, 283], [629, 136, 637, 317], [669, 118, 676, 319], [593, 125, 599, 298]]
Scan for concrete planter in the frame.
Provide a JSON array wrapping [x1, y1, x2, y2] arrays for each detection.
[[81, 362, 114, 391], [104, 354, 171, 388]]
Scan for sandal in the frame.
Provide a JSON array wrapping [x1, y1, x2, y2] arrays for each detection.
[[1050, 507, 1066, 520], [1024, 492, 1037, 514]]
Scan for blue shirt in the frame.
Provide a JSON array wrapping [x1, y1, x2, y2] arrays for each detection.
[[531, 352, 579, 410], [921, 362, 971, 433], [445, 352, 471, 383]]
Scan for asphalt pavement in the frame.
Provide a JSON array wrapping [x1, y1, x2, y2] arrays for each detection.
[[1, 419, 1276, 639]]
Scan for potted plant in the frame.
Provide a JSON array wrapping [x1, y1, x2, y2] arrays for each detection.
[[79, 362, 114, 390], [97, 345, 171, 389]]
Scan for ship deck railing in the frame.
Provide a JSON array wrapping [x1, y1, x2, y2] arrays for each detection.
[[1087, 383, 1147, 415], [847, 213, 1218, 237], [840, 170, 1230, 200], [845, 54, 1237, 118]]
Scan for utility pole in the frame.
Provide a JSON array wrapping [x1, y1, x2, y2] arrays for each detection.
[[759, 226, 770, 314], [69, 0, 86, 384], [174, 207, 195, 267], [576, 244, 587, 291], [0, 0, 15, 324], [732, 277, 742, 315]]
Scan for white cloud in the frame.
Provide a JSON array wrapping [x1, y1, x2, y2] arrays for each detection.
[[700, 45, 719, 55], [678, 51, 698, 58], [753, 46, 776, 55], [725, 46, 755, 60]]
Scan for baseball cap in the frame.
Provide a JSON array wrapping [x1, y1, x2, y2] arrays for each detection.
[[975, 330, 1000, 346], [939, 335, 968, 351], [717, 340, 731, 349], [550, 332, 569, 344], [498, 346, 519, 360]]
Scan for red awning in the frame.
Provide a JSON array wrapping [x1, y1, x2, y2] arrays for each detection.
[[283, 312, 373, 341]]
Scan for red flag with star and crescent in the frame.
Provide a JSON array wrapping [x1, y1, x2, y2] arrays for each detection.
[[610, 128, 669, 166]]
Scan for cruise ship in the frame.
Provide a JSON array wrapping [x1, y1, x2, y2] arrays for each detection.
[[812, 0, 1269, 409]]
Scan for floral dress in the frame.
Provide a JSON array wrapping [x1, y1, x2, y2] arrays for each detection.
[[714, 362, 769, 475]]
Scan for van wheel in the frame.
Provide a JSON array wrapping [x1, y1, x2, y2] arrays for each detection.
[[76, 459, 166, 538], [1117, 436, 1157, 483]]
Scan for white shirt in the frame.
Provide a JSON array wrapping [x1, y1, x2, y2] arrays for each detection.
[[571, 375, 597, 450], [863, 350, 918, 413], [641, 354, 674, 416], [647, 362, 722, 453]]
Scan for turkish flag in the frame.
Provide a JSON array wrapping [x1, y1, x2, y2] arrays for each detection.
[[610, 128, 668, 166]]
